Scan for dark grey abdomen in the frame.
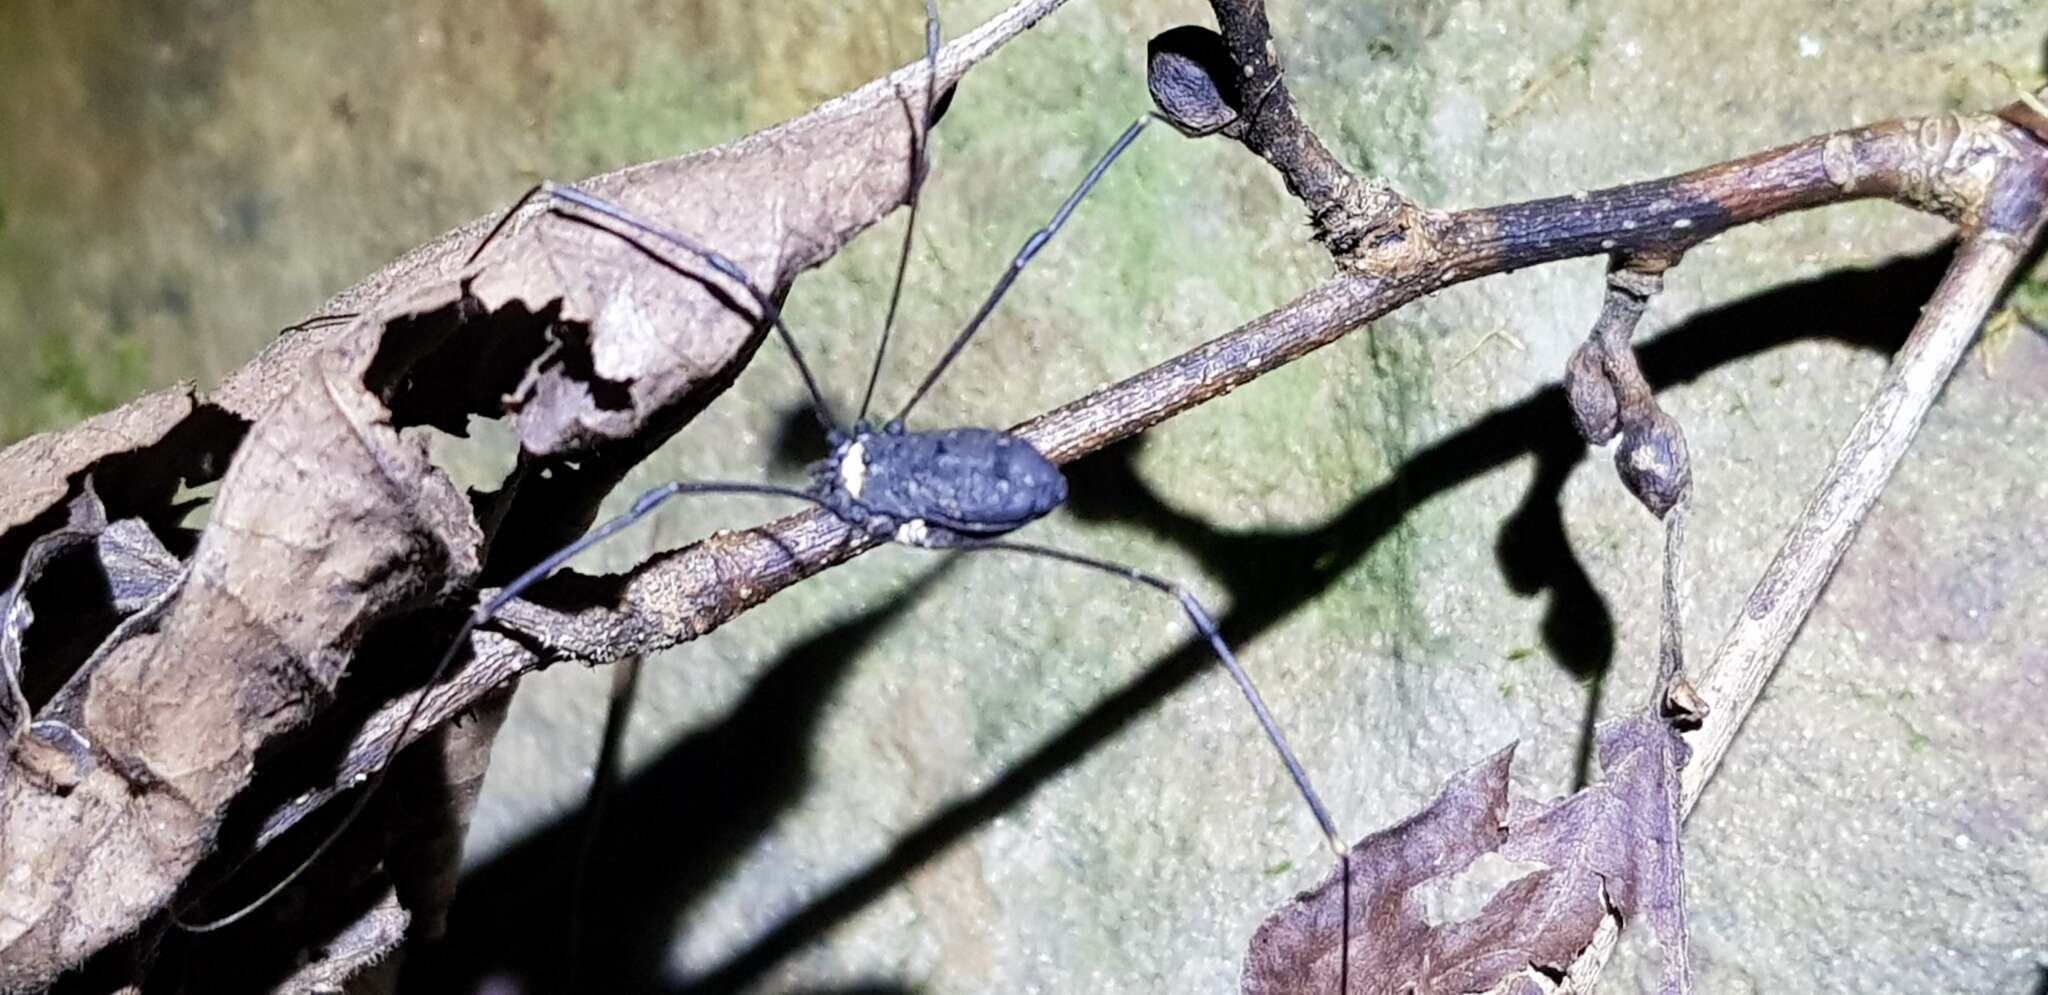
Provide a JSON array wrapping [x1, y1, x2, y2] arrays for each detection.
[[856, 427, 1066, 534]]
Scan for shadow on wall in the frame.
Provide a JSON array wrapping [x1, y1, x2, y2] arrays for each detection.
[[392, 247, 1947, 994]]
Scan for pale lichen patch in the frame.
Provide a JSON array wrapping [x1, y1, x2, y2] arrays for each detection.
[[840, 438, 867, 499]]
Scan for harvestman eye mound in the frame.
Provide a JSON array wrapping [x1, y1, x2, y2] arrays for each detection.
[[174, 0, 1354, 950]]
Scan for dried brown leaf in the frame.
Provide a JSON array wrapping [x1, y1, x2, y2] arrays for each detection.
[[459, 101, 937, 455], [382, 688, 512, 944], [0, 328, 482, 991], [0, 387, 193, 540], [1244, 713, 1691, 995], [1502, 716, 1691, 994]]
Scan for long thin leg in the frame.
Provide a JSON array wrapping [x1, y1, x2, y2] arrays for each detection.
[[174, 480, 829, 932], [461, 183, 544, 269], [460, 182, 844, 434], [277, 312, 361, 338], [856, 0, 943, 426], [951, 537, 1356, 994], [892, 113, 1154, 426], [935, 536, 1346, 858]]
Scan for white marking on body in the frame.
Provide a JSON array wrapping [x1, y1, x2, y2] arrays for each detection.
[[840, 439, 867, 498], [894, 519, 930, 545]]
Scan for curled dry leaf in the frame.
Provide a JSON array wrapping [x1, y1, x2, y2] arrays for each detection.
[[1244, 713, 1692, 995], [2, 480, 184, 787], [381, 687, 513, 945], [0, 327, 482, 991], [0, 381, 243, 764], [9, 491, 186, 705]]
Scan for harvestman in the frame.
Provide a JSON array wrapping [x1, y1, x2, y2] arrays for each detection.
[[178, 1, 1347, 933]]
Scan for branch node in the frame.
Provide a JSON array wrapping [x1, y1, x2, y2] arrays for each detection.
[[1894, 113, 2036, 232], [1192, 0, 1422, 267]]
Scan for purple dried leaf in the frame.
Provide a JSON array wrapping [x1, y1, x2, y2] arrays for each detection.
[[1243, 714, 1692, 995], [1500, 714, 1692, 994], [1243, 745, 1516, 994]]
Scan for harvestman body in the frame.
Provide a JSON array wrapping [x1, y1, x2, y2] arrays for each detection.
[[824, 426, 1063, 542], [178, 0, 1347, 935]]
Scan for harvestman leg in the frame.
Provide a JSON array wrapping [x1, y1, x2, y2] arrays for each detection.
[[280, 312, 361, 335], [936, 537, 1348, 857], [859, 0, 945, 426], [173, 482, 830, 932], [943, 537, 1358, 994], [521, 114, 1157, 430], [460, 182, 848, 432], [889, 113, 1153, 423]]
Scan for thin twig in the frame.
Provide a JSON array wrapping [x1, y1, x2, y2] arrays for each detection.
[[1680, 226, 2045, 817], [1653, 496, 1691, 713]]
